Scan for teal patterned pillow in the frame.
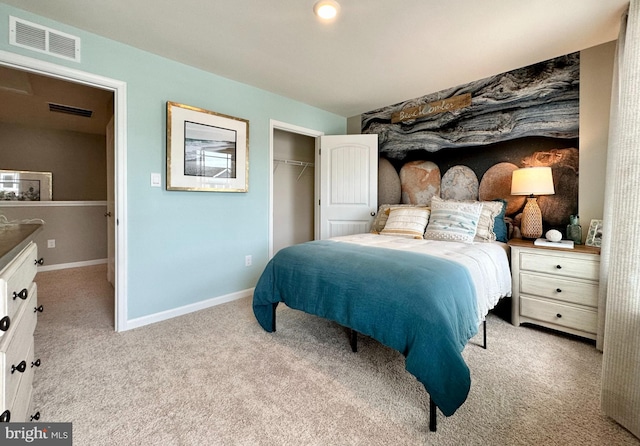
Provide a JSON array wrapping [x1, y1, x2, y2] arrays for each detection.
[[424, 196, 482, 243]]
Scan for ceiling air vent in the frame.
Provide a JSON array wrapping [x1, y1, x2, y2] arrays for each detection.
[[9, 16, 81, 62], [49, 103, 93, 118]]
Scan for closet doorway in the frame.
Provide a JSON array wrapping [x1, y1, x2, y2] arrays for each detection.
[[272, 129, 316, 254], [269, 120, 324, 257]]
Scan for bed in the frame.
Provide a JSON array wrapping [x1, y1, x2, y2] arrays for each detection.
[[252, 199, 512, 430]]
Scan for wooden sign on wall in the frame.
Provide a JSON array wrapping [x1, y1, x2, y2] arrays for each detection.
[[391, 93, 472, 123]]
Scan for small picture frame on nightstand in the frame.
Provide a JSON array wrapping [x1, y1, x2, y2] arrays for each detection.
[[585, 219, 603, 247]]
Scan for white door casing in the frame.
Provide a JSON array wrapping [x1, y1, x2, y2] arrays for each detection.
[[106, 116, 115, 286], [319, 134, 378, 239]]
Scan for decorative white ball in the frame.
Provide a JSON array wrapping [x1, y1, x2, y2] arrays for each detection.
[[545, 229, 562, 242]]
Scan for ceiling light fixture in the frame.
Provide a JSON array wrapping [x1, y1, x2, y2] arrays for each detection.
[[313, 0, 340, 20]]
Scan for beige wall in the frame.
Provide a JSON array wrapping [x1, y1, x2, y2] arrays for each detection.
[[273, 129, 315, 254], [579, 41, 616, 242], [347, 42, 617, 243], [0, 121, 109, 267], [0, 204, 107, 267], [0, 122, 107, 201]]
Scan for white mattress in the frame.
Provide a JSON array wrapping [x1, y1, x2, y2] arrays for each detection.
[[329, 233, 512, 325]]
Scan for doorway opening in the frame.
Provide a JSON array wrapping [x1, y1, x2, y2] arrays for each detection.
[[0, 50, 127, 331], [269, 120, 323, 259]]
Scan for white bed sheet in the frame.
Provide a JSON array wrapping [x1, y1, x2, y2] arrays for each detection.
[[329, 233, 512, 325]]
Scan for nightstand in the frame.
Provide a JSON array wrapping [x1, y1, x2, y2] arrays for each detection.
[[509, 238, 601, 340]]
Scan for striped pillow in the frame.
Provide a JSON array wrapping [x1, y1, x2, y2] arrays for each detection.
[[380, 207, 431, 239], [424, 197, 482, 243]]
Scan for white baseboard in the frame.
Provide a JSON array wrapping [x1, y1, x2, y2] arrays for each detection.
[[122, 287, 255, 331], [38, 258, 108, 272]]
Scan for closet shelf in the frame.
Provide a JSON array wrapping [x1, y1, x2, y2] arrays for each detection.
[[274, 158, 315, 181]]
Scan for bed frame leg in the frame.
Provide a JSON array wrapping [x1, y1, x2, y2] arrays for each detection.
[[271, 303, 277, 332], [429, 397, 437, 432], [350, 329, 358, 352], [483, 319, 487, 349]]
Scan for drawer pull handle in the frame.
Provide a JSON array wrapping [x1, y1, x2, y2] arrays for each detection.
[[11, 360, 27, 374], [556, 313, 563, 318], [0, 410, 10, 422], [0, 316, 9, 332], [31, 359, 41, 368], [34, 305, 44, 313], [556, 265, 562, 269], [13, 288, 28, 300], [35, 257, 44, 266], [30, 412, 40, 422], [556, 288, 562, 293]]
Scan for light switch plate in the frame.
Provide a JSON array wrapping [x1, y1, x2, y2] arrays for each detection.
[[151, 173, 161, 187]]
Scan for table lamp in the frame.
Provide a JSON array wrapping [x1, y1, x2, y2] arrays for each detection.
[[511, 167, 555, 239]]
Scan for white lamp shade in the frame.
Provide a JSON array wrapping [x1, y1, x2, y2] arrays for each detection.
[[511, 167, 555, 196]]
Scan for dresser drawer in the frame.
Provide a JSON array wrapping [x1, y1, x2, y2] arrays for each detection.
[[0, 242, 37, 335], [519, 251, 599, 280], [521, 295, 598, 334], [9, 385, 33, 423], [520, 272, 598, 307], [0, 283, 37, 411]]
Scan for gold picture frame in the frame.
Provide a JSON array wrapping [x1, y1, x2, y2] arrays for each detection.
[[0, 169, 52, 201], [166, 101, 249, 192]]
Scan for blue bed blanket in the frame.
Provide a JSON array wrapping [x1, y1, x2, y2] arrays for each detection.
[[252, 239, 479, 417]]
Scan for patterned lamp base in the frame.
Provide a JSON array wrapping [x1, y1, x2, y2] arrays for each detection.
[[521, 197, 543, 239]]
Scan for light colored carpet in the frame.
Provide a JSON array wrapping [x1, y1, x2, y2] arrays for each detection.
[[32, 265, 639, 446]]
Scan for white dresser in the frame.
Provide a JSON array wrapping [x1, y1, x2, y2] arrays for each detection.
[[509, 238, 601, 340], [0, 225, 43, 422]]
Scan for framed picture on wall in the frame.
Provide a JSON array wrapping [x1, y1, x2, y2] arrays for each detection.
[[585, 219, 603, 247], [166, 101, 249, 192], [0, 170, 52, 201]]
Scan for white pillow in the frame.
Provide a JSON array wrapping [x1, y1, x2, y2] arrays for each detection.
[[424, 197, 482, 243], [474, 200, 504, 242], [370, 204, 424, 234], [380, 207, 431, 239]]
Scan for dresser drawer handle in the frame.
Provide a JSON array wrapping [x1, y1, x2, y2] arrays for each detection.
[[0, 316, 11, 331], [13, 288, 28, 300], [31, 359, 41, 368], [0, 410, 10, 422], [556, 288, 562, 293], [11, 360, 27, 374], [35, 258, 44, 266], [0, 316, 9, 332], [34, 305, 44, 313], [556, 313, 563, 318], [30, 411, 40, 422], [556, 265, 562, 269]]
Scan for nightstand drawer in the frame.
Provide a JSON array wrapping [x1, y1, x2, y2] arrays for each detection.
[[520, 272, 598, 307], [521, 296, 597, 334], [519, 251, 599, 280]]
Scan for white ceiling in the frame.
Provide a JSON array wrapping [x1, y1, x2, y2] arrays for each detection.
[[1, 0, 629, 118]]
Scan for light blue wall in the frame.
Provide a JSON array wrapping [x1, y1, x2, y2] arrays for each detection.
[[0, 3, 346, 320]]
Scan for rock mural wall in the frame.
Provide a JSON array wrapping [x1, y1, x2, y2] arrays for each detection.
[[363, 53, 580, 235]]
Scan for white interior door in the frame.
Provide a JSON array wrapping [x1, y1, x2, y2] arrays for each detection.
[[106, 116, 115, 286], [318, 134, 378, 239]]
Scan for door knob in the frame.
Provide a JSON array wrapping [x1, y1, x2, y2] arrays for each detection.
[[105, 212, 112, 217], [370, 212, 376, 217]]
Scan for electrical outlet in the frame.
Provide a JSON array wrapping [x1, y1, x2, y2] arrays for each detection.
[[245, 255, 252, 267], [47, 239, 55, 248]]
